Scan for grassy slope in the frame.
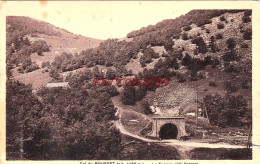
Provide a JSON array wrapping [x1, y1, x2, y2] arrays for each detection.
[[8, 16, 102, 89]]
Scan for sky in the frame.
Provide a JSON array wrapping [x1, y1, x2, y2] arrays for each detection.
[[0, 1, 191, 40]]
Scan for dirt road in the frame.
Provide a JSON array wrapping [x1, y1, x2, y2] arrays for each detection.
[[112, 95, 246, 159], [114, 117, 245, 149], [113, 99, 245, 149]]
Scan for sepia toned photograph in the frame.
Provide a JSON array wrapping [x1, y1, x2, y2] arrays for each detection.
[[1, 1, 259, 163]]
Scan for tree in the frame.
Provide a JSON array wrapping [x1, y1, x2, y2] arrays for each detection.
[[183, 25, 192, 31], [121, 86, 136, 105], [154, 58, 164, 70], [226, 38, 236, 49], [242, 15, 251, 23], [6, 81, 43, 159], [93, 66, 104, 79], [209, 36, 218, 53], [135, 86, 147, 101], [191, 37, 208, 54], [222, 49, 238, 62], [106, 68, 117, 80], [189, 70, 198, 81], [216, 33, 223, 39], [217, 23, 225, 29], [49, 67, 61, 80], [37, 49, 43, 56], [204, 94, 225, 126], [181, 53, 192, 66], [225, 81, 239, 94], [220, 16, 226, 21], [243, 29, 252, 40], [142, 100, 153, 115], [204, 94, 249, 127], [23, 37, 30, 46], [181, 32, 189, 40]]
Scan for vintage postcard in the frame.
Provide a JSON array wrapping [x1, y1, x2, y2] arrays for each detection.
[[0, 1, 260, 164]]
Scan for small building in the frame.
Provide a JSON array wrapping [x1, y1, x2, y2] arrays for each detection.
[[46, 82, 70, 88]]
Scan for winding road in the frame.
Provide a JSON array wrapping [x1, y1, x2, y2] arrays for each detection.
[[112, 95, 247, 159], [113, 96, 246, 150]]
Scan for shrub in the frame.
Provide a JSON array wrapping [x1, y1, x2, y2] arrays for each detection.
[[242, 16, 251, 23], [140, 55, 152, 64], [37, 49, 43, 56], [181, 32, 189, 40], [31, 40, 50, 52], [41, 61, 51, 68], [239, 26, 244, 33], [217, 23, 225, 29], [202, 19, 212, 25], [49, 67, 61, 80], [121, 86, 136, 105], [19, 59, 40, 73], [191, 37, 208, 54], [209, 81, 217, 87], [164, 39, 175, 51], [209, 36, 218, 53], [216, 33, 223, 39], [162, 52, 169, 57], [189, 70, 198, 81], [211, 58, 220, 68], [225, 81, 239, 93], [226, 38, 236, 49], [204, 56, 212, 66], [142, 100, 153, 115], [183, 26, 192, 31], [121, 85, 147, 105], [105, 60, 113, 67], [220, 16, 226, 21], [165, 56, 179, 69], [224, 62, 239, 73], [176, 72, 186, 83], [204, 94, 249, 128], [241, 80, 250, 89], [18, 67, 24, 73], [243, 29, 252, 40], [26, 62, 40, 73], [106, 68, 117, 79], [140, 48, 158, 65], [244, 10, 252, 16], [222, 49, 238, 62], [140, 60, 146, 67], [132, 54, 138, 59], [144, 48, 159, 59], [194, 48, 198, 55], [241, 43, 249, 48], [181, 53, 192, 66]]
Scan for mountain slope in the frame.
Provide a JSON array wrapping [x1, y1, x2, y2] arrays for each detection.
[[6, 16, 102, 89]]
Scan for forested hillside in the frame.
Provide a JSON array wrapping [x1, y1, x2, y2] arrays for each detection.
[[46, 10, 252, 129]]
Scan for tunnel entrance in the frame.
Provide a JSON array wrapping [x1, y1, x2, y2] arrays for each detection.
[[159, 123, 178, 139]]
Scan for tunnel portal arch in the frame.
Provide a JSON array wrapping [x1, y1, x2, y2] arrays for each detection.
[[150, 116, 187, 139], [159, 123, 178, 139]]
